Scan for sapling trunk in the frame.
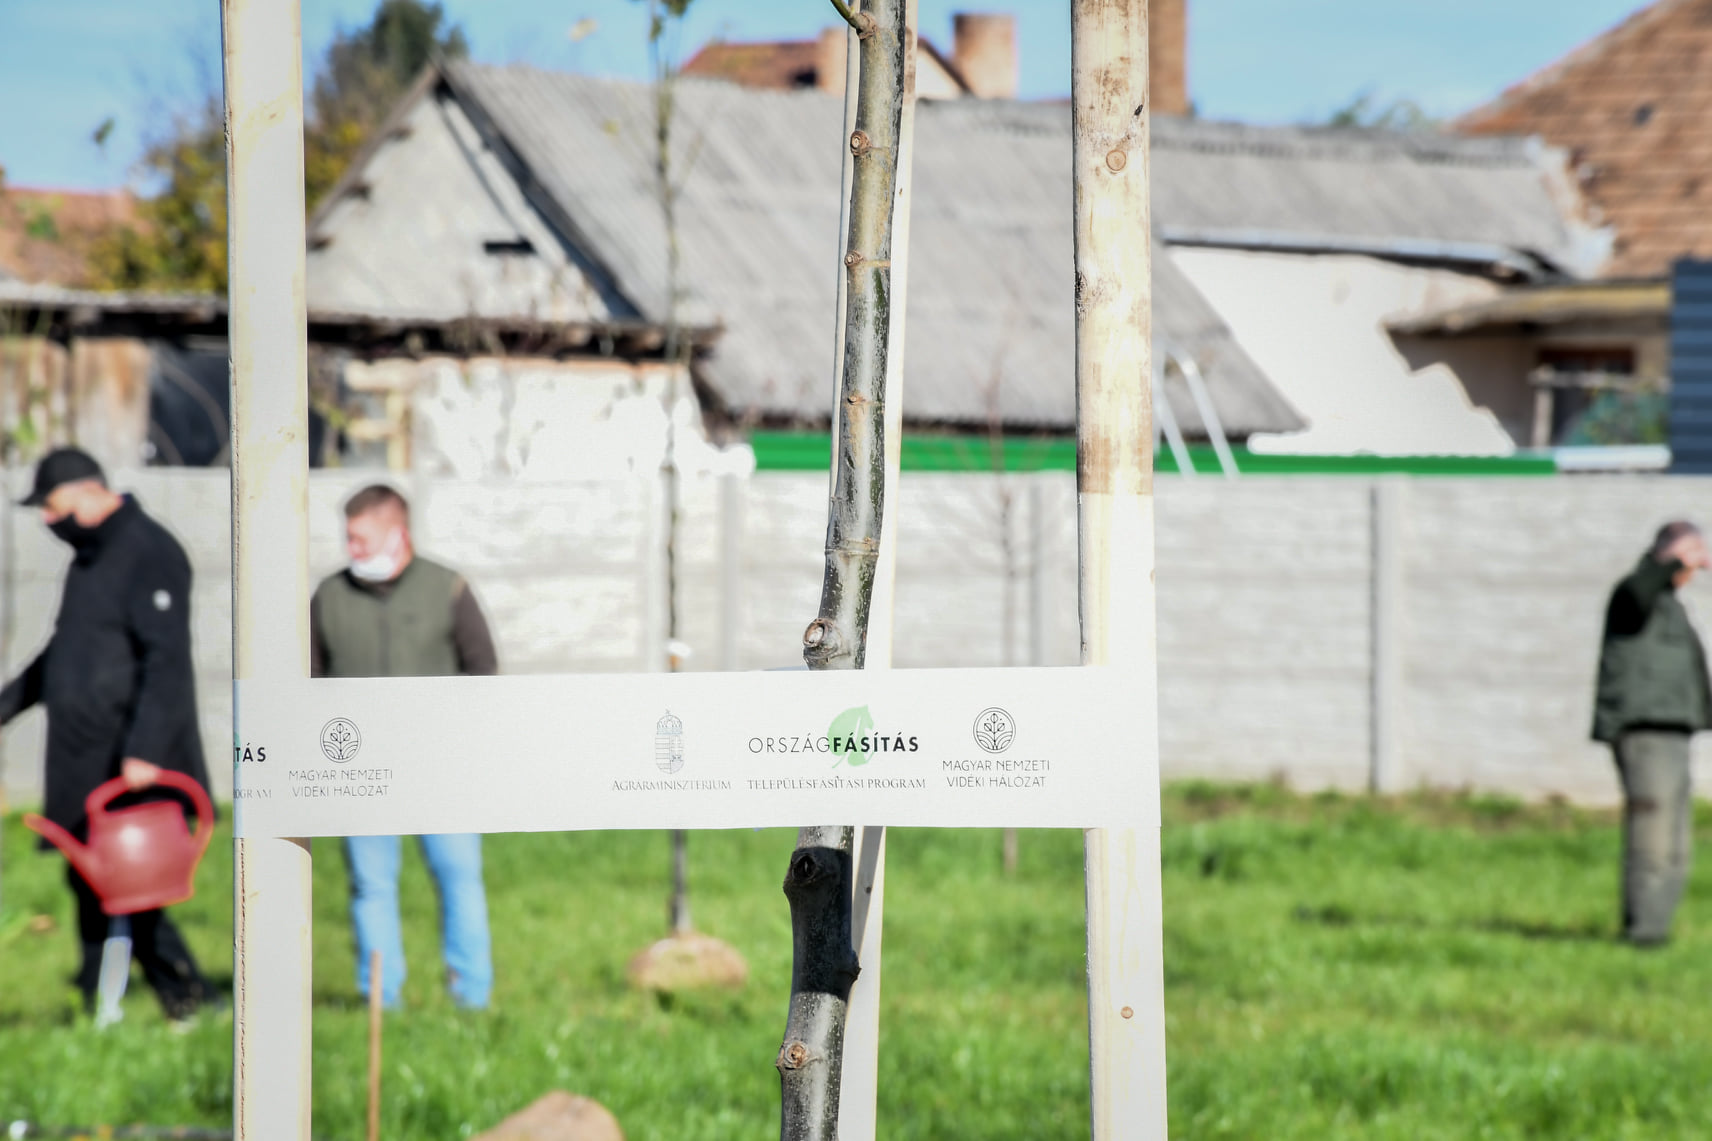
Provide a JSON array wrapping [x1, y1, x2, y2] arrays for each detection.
[[648, 0, 697, 943], [775, 824, 861, 1139], [800, 0, 908, 674], [670, 828, 692, 934], [780, 2, 910, 1139]]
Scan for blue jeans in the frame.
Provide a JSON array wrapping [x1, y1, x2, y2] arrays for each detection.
[[345, 834, 493, 1009]]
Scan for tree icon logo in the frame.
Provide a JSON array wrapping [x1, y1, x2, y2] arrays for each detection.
[[973, 708, 1016, 754], [655, 711, 685, 774], [320, 718, 362, 763]]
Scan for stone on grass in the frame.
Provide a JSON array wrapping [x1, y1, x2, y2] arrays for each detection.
[[472, 1091, 624, 1141], [626, 931, 749, 992]]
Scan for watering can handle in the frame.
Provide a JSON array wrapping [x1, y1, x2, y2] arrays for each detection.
[[153, 770, 216, 858], [84, 776, 134, 822], [84, 771, 216, 856]]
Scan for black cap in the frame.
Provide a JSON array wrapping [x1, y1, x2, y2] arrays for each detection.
[[21, 447, 105, 507]]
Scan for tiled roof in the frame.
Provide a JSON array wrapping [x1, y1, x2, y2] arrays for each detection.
[[680, 35, 971, 96], [1456, 0, 1712, 277], [0, 186, 135, 287], [679, 40, 826, 91]]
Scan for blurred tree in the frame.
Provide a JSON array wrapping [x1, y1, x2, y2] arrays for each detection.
[[1326, 89, 1438, 132], [90, 0, 468, 292], [89, 97, 229, 292], [305, 0, 469, 211]]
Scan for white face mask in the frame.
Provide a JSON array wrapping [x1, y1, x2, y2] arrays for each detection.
[[349, 528, 405, 583]]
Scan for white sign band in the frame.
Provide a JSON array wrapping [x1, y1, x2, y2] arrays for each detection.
[[233, 666, 1158, 836]]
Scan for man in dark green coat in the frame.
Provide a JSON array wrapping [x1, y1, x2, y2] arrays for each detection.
[[1593, 520, 1712, 945], [311, 484, 498, 1007]]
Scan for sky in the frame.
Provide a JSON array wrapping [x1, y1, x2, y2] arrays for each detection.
[[0, 0, 1652, 192]]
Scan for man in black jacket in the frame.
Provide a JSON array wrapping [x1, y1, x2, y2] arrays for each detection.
[[0, 448, 212, 1018], [1593, 520, 1712, 946]]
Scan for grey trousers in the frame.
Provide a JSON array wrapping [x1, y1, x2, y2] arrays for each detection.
[[1614, 730, 1694, 944]]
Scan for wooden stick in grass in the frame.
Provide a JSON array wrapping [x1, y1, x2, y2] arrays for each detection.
[[368, 948, 383, 1141]]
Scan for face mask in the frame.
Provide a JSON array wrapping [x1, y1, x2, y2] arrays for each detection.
[[48, 516, 101, 548], [349, 529, 405, 583]]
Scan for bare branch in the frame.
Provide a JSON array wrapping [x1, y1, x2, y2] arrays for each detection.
[[825, 0, 875, 36]]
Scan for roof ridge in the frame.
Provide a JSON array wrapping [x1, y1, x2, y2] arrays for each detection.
[[1153, 118, 1540, 168], [462, 64, 1549, 173], [3, 185, 133, 201], [460, 59, 843, 107], [1456, 0, 1696, 129]]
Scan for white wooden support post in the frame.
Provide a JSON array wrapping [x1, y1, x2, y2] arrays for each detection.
[[835, 2, 918, 1135], [224, 0, 315, 1136], [718, 473, 744, 672], [1071, 1, 1169, 1138], [1370, 476, 1406, 795]]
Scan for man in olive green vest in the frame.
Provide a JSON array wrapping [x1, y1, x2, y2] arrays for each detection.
[[1593, 520, 1712, 946], [311, 484, 498, 1006]]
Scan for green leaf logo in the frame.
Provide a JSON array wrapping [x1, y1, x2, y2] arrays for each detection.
[[828, 705, 875, 768]]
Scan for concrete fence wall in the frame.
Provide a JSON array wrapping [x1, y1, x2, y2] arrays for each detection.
[[5, 468, 1710, 807]]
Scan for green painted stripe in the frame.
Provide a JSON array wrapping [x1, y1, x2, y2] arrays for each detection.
[[748, 431, 1558, 476]]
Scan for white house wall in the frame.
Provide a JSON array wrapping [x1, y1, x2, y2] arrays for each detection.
[[343, 356, 743, 481], [1170, 247, 1518, 456], [307, 87, 613, 324], [914, 53, 968, 100]]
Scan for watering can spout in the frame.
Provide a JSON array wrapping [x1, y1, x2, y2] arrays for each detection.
[[24, 812, 97, 878]]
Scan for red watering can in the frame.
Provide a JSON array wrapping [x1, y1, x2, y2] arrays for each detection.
[[24, 770, 214, 916]]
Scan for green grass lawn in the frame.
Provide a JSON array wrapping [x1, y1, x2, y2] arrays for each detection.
[[1, 784, 1709, 1139]]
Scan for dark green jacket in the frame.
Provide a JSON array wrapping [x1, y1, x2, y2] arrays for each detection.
[[310, 556, 498, 679], [1593, 555, 1711, 742]]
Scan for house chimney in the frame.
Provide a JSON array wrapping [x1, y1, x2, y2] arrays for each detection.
[[1150, 0, 1188, 114], [816, 27, 848, 96], [953, 13, 1018, 99]]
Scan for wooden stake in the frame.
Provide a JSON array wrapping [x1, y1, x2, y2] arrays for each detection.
[[1070, 1, 1168, 1138], [368, 949, 383, 1141], [836, 0, 917, 1133], [224, 0, 315, 1137]]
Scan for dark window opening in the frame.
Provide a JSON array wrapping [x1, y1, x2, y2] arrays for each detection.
[[483, 238, 535, 256], [1536, 345, 1655, 447]]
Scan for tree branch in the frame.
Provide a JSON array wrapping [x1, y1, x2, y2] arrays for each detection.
[[825, 0, 874, 35]]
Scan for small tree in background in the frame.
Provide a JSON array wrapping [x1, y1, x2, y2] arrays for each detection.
[[89, 97, 228, 293], [621, 0, 750, 997], [89, 0, 468, 292], [1325, 89, 1438, 132], [305, 0, 469, 212]]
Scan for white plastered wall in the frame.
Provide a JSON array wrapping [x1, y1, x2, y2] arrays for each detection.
[[1169, 247, 1518, 457]]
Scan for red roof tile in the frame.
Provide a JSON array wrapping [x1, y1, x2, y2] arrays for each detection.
[[680, 40, 825, 90], [0, 185, 136, 287], [1457, 0, 1712, 277]]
